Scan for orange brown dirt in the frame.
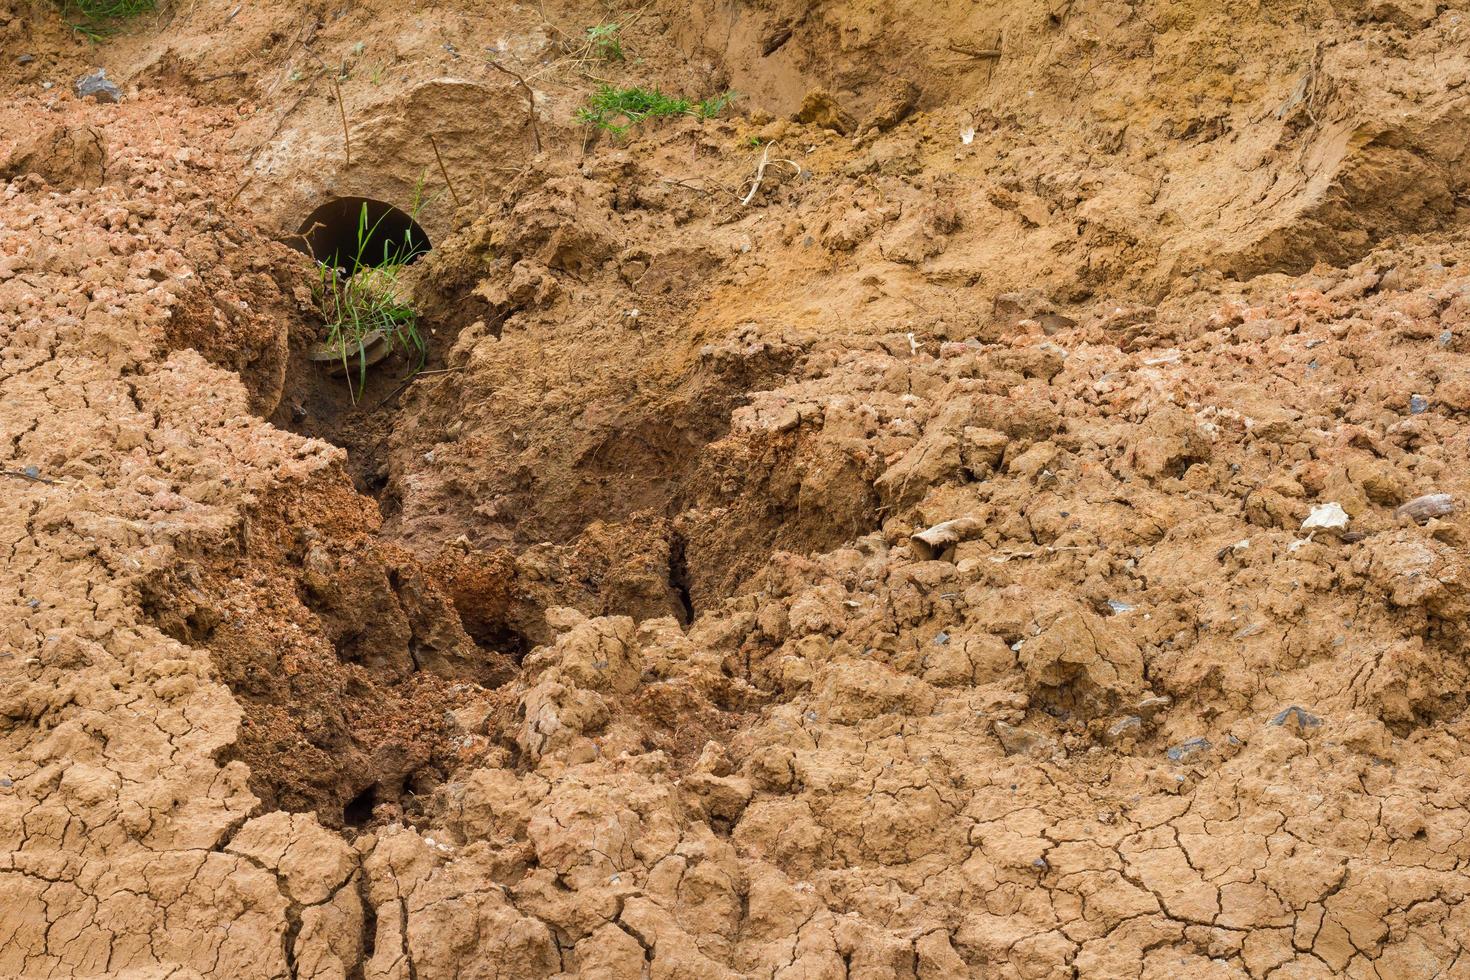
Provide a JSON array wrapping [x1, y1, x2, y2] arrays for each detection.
[[5, 0, 1470, 977]]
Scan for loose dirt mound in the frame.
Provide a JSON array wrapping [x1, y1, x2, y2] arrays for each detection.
[[5, 0, 1470, 977]]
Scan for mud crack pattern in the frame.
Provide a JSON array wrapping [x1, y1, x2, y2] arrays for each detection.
[[7, 1, 1470, 977]]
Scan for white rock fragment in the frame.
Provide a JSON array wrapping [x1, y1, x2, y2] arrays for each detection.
[[1301, 502, 1349, 532], [910, 517, 983, 560]]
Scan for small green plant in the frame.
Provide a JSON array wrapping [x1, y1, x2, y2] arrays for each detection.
[[576, 85, 736, 135], [312, 201, 426, 400], [698, 91, 737, 119], [586, 22, 624, 62], [56, 0, 154, 38]]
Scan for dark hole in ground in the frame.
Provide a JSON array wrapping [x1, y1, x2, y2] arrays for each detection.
[[343, 782, 379, 827], [288, 197, 431, 269]]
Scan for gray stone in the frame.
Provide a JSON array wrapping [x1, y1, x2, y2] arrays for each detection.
[[1394, 493, 1455, 524], [1269, 706, 1322, 730], [1167, 737, 1211, 762], [75, 69, 122, 104], [1106, 715, 1143, 741], [1136, 695, 1172, 718], [993, 721, 1057, 757]]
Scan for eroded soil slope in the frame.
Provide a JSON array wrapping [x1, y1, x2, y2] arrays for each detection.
[[5, 0, 1470, 977]]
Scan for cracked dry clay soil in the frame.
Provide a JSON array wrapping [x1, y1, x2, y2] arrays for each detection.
[[6, 0, 1470, 977]]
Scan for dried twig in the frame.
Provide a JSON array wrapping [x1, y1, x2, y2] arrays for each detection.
[[428, 134, 463, 207], [367, 366, 466, 414], [487, 61, 542, 154], [988, 545, 1082, 563], [2, 469, 56, 485], [740, 143, 775, 205], [659, 177, 714, 196], [947, 43, 1001, 59], [330, 72, 350, 166], [226, 173, 254, 206], [738, 142, 801, 206]]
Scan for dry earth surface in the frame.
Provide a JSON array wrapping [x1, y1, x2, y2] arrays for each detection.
[[4, 0, 1470, 976]]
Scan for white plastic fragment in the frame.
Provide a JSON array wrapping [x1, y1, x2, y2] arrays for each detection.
[[1301, 502, 1349, 532]]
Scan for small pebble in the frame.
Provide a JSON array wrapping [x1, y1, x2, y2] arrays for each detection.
[[1270, 706, 1321, 729], [1106, 715, 1142, 739], [18, 54, 34, 65], [75, 69, 122, 103], [1409, 394, 1428, 415], [1167, 737, 1211, 762]]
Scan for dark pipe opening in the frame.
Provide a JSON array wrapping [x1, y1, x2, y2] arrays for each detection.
[[288, 197, 431, 269]]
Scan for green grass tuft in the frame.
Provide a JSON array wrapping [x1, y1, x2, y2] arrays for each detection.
[[576, 85, 737, 135], [56, 0, 154, 39], [312, 202, 426, 401], [586, 22, 624, 62]]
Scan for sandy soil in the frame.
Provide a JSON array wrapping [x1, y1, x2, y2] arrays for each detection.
[[4, 0, 1470, 976]]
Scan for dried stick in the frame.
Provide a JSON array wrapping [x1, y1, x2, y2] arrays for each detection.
[[947, 43, 1001, 59], [739, 143, 775, 205], [331, 72, 350, 166], [2, 469, 56, 485], [739, 143, 800, 206], [487, 61, 542, 154], [429, 135, 463, 207]]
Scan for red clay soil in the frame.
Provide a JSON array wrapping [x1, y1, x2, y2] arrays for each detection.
[[4, 0, 1470, 976]]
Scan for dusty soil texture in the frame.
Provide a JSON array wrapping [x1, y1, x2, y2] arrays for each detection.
[[6, 0, 1470, 977]]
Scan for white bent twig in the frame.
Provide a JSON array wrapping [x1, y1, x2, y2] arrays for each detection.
[[739, 142, 801, 206]]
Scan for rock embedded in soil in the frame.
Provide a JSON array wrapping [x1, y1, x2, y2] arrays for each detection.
[[1166, 737, 1212, 762], [1301, 501, 1351, 532], [74, 68, 121, 103], [1394, 492, 1455, 523], [1270, 705, 1322, 731]]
